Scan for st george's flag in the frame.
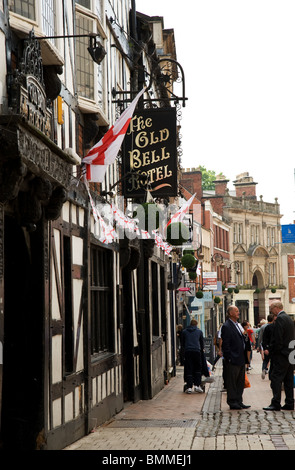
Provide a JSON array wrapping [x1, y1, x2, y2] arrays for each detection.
[[165, 193, 196, 229], [83, 88, 145, 182]]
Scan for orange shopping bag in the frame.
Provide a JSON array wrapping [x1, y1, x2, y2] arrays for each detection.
[[244, 373, 251, 388]]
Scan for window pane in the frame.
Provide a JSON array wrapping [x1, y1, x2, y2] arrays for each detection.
[[76, 0, 91, 9], [90, 245, 113, 354], [42, 0, 56, 43], [76, 14, 94, 100], [8, 0, 36, 20]]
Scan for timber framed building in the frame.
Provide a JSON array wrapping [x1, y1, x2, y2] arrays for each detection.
[[0, 0, 184, 450]]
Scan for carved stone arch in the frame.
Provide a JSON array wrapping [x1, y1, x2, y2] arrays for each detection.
[[252, 267, 265, 289], [247, 244, 269, 258]]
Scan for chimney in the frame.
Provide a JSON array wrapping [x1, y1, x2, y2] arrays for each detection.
[[214, 174, 229, 196], [180, 168, 202, 202], [234, 172, 257, 199]]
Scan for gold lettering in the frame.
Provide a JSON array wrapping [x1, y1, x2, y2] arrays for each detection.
[[163, 165, 172, 178], [135, 131, 149, 148], [150, 131, 159, 145], [150, 150, 160, 164], [142, 151, 150, 167], [161, 147, 170, 160], [127, 115, 153, 135], [156, 166, 163, 181], [159, 128, 169, 142], [146, 168, 157, 183], [127, 173, 141, 191], [129, 149, 142, 169]]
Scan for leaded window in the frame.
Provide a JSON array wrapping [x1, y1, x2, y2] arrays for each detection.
[[90, 245, 114, 355], [8, 0, 36, 20], [75, 13, 94, 100]]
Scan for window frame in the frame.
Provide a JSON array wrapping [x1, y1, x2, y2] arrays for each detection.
[[90, 244, 114, 357]]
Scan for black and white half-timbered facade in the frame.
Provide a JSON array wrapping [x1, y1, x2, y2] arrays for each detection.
[[0, 0, 183, 450]]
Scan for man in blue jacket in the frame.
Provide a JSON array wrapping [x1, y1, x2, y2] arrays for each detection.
[[221, 305, 250, 410], [182, 319, 204, 393]]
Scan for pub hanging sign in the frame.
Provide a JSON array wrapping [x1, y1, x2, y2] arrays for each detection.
[[122, 107, 177, 198]]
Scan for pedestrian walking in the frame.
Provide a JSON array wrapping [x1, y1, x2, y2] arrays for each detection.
[[241, 321, 252, 373], [182, 319, 204, 394], [176, 324, 184, 366], [263, 301, 295, 411], [260, 314, 274, 379], [221, 305, 250, 410]]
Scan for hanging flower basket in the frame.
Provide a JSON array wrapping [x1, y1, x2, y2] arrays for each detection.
[[189, 272, 197, 281], [271, 287, 277, 293], [234, 287, 240, 294], [214, 296, 221, 304], [228, 287, 234, 294], [181, 253, 196, 269], [254, 288, 261, 294], [166, 222, 190, 246], [196, 290, 203, 299]]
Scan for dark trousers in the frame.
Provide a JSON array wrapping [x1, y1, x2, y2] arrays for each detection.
[[225, 360, 245, 407], [270, 354, 294, 408], [184, 350, 202, 388]]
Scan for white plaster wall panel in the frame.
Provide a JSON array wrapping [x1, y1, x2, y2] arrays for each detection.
[[78, 207, 84, 227], [92, 377, 97, 406], [102, 373, 106, 400], [72, 236, 83, 265], [73, 279, 84, 371], [62, 201, 70, 223], [52, 398, 62, 428], [97, 375, 102, 403], [51, 229, 62, 320], [71, 203, 77, 225], [65, 392, 74, 423], [52, 335, 62, 384]]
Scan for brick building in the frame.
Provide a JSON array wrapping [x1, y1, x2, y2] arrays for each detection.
[[181, 169, 285, 326]]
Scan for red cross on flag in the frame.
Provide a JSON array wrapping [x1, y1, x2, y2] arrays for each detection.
[[83, 88, 145, 182], [165, 193, 196, 229]]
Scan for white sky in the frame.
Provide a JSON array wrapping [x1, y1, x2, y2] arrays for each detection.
[[135, 0, 295, 225]]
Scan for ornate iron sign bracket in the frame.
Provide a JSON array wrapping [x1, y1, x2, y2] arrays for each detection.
[[112, 58, 188, 107]]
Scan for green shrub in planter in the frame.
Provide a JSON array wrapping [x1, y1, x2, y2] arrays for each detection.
[[214, 296, 221, 304], [271, 288, 276, 293], [181, 254, 196, 269], [234, 287, 239, 294], [254, 288, 261, 294], [228, 287, 233, 294], [166, 222, 190, 246], [189, 272, 197, 280], [196, 290, 203, 299]]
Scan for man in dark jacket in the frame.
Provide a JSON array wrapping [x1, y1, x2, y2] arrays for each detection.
[[221, 305, 250, 410], [263, 301, 295, 411], [182, 319, 204, 393]]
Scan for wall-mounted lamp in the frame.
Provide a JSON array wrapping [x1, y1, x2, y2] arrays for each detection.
[[88, 36, 107, 65], [229, 260, 241, 275], [36, 31, 106, 65], [211, 253, 225, 270]]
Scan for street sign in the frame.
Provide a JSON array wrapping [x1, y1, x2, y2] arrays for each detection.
[[204, 337, 214, 364], [203, 272, 217, 290], [282, 225, 295, 243]]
